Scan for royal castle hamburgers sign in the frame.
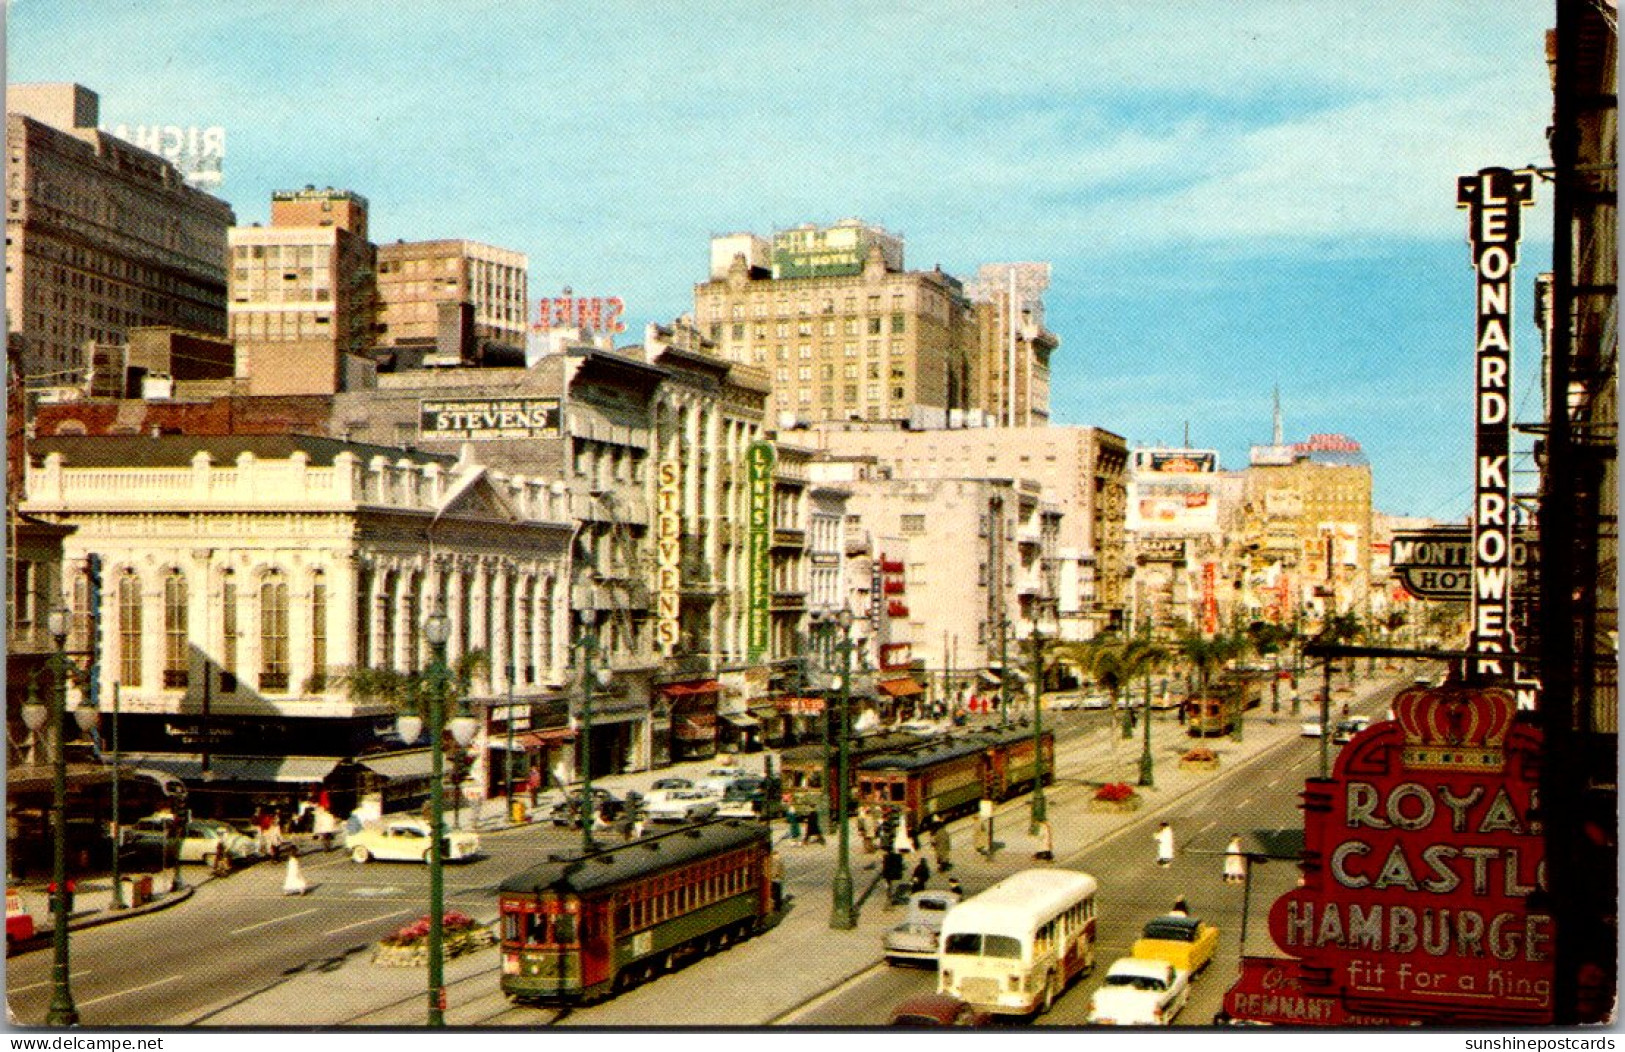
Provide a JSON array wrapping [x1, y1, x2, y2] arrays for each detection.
[[1226, 685, 1551, 1025]]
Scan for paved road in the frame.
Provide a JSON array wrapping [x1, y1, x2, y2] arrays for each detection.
[[6, 674, 1406, 1027], [782, 677, 1404, 1026]]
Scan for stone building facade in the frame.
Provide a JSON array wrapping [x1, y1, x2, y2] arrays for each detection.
[[375, 239, 529, 366], [5, 83, 234, 392]]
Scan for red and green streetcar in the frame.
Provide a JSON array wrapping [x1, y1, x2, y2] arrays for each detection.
[[856, 725, 1055, 831], [498, 819, 775, 1004]]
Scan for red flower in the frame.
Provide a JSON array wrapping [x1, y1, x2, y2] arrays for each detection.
[[1094, 782, 1136, 802]]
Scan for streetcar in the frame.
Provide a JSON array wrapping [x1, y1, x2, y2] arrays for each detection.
[[1184, 671, 1268, 737], [779, 730, 935, 815], [856, 725, 1055, 831], [497, 819, 774, 1004]]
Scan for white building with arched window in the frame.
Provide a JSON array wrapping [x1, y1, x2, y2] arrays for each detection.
[[21, 434, 573, 814]]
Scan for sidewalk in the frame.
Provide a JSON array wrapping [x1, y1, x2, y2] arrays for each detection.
[[173, 670, 1405, 1027]]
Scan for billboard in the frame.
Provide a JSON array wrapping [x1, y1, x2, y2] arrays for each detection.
[[1127, 480, 1219, 533], [1144, 450, 1216, 473], [419, 398, 560, 439]]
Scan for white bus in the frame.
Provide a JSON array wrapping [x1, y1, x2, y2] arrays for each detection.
[[937, 868, 1099, 1016]]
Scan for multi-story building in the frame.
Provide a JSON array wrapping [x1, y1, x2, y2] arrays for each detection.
[[964, 263, 1059, 427], [806, 422, 1129, 638], [20, 434, 574, 814], [5, 83, 234, 393], [1244, 431, 1374, 625], [694, 221, 982, 429], [375, 239, 529, 367], [228, 187, 377, 396]]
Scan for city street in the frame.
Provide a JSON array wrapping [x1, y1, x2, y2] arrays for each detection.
[[7, 672, 1404, 1027]]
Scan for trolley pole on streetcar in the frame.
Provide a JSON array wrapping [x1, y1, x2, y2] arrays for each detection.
[[830, 610, 857, 930]]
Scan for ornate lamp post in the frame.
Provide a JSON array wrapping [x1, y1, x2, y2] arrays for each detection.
[[108, 683, 125, 909], [409, 608, 474, 1027], [1027, 602, 1050, 831], [575, 629, 611, 856], [829, 609, 856, 930], [44, 606, 80, 1026], [1139, 659, 1156, 789]]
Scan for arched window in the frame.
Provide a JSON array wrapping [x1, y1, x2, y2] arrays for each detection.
[[117, 572, 142, 688], [378, 571, 397, 672], [162, 570, 188, 689], [260, 570, 289, 692], [309, 570, 327, 692]]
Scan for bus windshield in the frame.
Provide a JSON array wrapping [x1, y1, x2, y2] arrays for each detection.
[[943, 932, 1022, 959]]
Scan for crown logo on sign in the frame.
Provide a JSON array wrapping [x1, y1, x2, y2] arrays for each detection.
[[1392, 685, 1515, 771]]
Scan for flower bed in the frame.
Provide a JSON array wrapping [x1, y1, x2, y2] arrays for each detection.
[[1086, 782, 1142, 813], [1179, 746, 1220, 772], [372, 911, 496, 967]]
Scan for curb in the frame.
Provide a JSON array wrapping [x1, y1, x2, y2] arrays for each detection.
[[8, 884, 195, 957]]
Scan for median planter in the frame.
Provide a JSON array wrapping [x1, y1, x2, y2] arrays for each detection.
[[372, 911, 496, 967], [1179, 747, 1220, 773], [1086, 783, 1142, 813]]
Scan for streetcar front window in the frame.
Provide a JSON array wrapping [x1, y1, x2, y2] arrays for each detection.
[[527, 913, 548, 945], [553, 914, 578, 945]]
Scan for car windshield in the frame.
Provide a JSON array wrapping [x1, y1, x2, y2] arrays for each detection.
[[942, 933, 1022, 959], [1107, 973, 1167, 991]]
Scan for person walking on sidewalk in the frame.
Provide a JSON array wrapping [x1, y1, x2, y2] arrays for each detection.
[[881, 849, 904, 902], [1155, 821, 1175, 868], [1033, 819, 1054, 862], [932, 821, 953, 873], [910, 856, 932, 893], [1225, 835, 1248, 884], [785, 805, 803, 844], [802, 809, 825, 845]]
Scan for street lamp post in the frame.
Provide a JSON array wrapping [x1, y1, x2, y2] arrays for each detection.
[[45, 607, 79, 1026], [1138, 667, 1155, 788], [109, 683, 124, 909], [576, 629, 610, 857], [1027, 606, 1048, 831], [413, 609, 473, 1027], [997, 616, 1010, 726], [504, 666, 516, 806], [1319, 655, 1333, 779], [829, 610, 856, 930]]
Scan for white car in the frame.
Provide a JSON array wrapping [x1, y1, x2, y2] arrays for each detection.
[[644, 789, 721, 824], [1300, 718, 1324, 738], [1079, 693, 1113, 710], [697, 768, 751, 795], [897, 719, 950, 736], [883, 889, 961, 965], [346, 817, 480, 863], [1087, 957, 1190, 1026]]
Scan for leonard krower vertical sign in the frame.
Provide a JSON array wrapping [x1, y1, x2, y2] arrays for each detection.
[[745, 442, 775, 664], [1456, 168, 1533, 680]]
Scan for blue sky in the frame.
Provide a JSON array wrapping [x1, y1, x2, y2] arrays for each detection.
[[8, 2, 1556, 517]]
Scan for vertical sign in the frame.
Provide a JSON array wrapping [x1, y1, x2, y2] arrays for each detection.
[[1201, 561, 1219, 636], [1456, 168, 1534, 679], [655, 460, 682, 654], [745, 442, 776, 664]]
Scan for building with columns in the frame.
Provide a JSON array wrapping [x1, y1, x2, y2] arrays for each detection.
[[20, 434, 573, 815]]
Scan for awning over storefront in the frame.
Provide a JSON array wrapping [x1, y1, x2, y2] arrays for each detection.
[[721, 713, 761, 728], [489, 728, 576, 752], [979, 670, 1002, 685], [124, 753, 341, 784], [658, 679, 720, 696], [877, 678, 925, 698], [355, 750, 435, 780]]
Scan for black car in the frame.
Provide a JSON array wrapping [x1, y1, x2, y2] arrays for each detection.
[[548, 788, 627, 828]]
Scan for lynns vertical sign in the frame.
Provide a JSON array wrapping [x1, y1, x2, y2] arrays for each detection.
[[1455, 168, 1533, 680]]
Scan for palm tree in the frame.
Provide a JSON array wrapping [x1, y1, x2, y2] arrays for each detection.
[[1177, 630, 1246, 696], [1082, 637, 1160, 738]]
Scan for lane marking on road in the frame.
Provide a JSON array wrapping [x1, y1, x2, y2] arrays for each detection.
[[77, 973, 183, 1008], [1198, 821, 1216, 834], [229, 906, 320, 936], [770, 962, 888, 1024], [329, 910, 413, 935], [1238, 798, 1254, 808], [10, 971, 92, 994]]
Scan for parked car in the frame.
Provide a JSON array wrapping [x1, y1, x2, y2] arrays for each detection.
[[649, 777, 694, 792], [1130, 914, 1220, 977], [883, 888, 962, 966], [346, 817, 480, 863], [644, 789, 721, 824], [1300, 719, 1324, 738], [1087, 957, 1190, 1026], [123, 815, 260, 866], [6, 887, 35, 948], [897, 719, 950, 735], [1333, 716, 1372, 744], [1079, 692, 1113, 710], [548, 788, 626, 828], [697, 767, 752, 795], [889, 993, 993, 1027]]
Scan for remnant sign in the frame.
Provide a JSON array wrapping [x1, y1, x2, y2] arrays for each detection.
[[419, 398, 560, 439]]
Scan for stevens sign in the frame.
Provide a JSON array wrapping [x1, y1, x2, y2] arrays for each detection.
[[419, 398, 560, 439], [1257, 685, 1551, 1024]]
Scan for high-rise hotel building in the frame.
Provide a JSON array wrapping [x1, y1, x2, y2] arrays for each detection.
[[375, 239, 529, 366], [5, 83, 234, 390], [693, 220, 984, 428]]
